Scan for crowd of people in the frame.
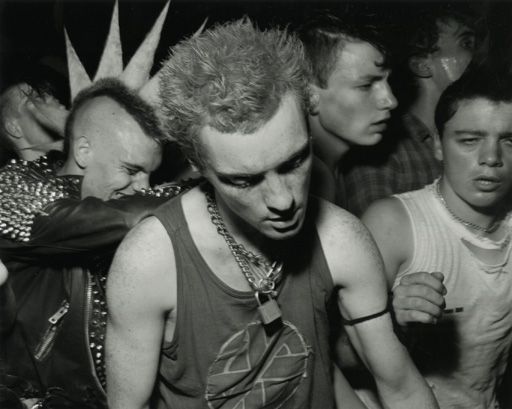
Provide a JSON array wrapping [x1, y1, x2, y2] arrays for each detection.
[[0, 1, 511, 408]]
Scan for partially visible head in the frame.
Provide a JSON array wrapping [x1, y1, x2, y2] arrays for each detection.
[[298, 13, 397, 146], [0, 80, 67, 163], [434, 69, 512, 211], [65, 78, 164, 200], [160, 19, 311, 240], [406, 4, 479, 93]]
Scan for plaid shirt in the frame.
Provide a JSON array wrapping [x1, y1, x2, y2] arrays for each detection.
[[340, 114, 442, 217]]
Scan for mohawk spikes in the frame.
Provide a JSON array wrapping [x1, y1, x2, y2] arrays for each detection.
[[94, 0, 123, 81], [65, 0, 170, 103], [65, 28, 92, 100], [122, 1, 170, 89]]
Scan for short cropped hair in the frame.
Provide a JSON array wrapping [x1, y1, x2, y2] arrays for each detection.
[[65, 78, 166, 154], [159, 19, 309, 169], [435, 68, 512, 135], [297, 12, 391, 88]]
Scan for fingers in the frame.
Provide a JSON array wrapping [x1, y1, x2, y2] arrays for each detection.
[[399, 271, 446, 295], [392, 272, 447, 326], [26, 99, 68, 137]]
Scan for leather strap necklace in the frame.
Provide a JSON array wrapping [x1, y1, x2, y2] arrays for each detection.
[[205, 189, 283, 326]]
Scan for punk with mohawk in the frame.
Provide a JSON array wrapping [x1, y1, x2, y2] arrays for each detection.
[[0, 2, 197, 408]]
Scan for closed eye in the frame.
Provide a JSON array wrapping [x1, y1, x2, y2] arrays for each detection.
[[219, 175, 263, 189]]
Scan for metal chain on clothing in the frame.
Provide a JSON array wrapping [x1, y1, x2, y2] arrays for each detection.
[[435, 178, 501, 234], [204, 189, 283, 295]]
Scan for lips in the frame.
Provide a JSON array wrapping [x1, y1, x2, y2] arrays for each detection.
[[370, 117, 390, 131], [473, 176, 502, 192], [268, 209, 302, 232]]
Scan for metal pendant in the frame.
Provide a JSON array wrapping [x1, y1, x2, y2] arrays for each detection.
[[255, 292, 282, 325]]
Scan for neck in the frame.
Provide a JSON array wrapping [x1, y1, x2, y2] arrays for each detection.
[[409, 81, 443, 136], [309, 114, 349, 175], [57, 156, 83, 177]]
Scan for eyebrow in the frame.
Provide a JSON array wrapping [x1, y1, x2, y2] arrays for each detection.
[[216, 139, 311, 180], [359, 74, 386, 82], [454, 130, 486, 136], [454, 130, 512, 138], [456, 28, 476, 38], [121, 161, 145, 172]]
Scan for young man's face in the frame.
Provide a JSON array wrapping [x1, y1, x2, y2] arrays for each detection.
[[436, 98, 512, 213], [429, 18, 476, 92], [314, 40, 397, 146], [76, 97, 162, 200], [200, 93, 312, 241]]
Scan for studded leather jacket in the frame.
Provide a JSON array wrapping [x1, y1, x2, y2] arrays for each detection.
[[0, 152, 195, 407]]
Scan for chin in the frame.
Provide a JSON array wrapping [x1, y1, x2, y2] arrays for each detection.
[[358, 132, 383, 146], [263, 218, 305, 241]]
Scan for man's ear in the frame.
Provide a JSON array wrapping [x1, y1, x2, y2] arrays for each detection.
[[308, 84, 321, 115], [74, 135, 91, 169], [433, 130, 443, 161], [409, 56, 433, 79], [4, 118, 22, 139]]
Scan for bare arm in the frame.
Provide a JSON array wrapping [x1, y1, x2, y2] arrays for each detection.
[[317, 200, 438, 409], [106, 216, 176, 409]]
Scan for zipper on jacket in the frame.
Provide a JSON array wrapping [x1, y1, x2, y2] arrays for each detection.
[[85, 271, 106, 394], [34, 300, 70, 361]]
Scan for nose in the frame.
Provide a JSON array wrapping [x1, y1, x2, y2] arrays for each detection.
[[377, 81, 398, 110], [131, 173, 151, 193], [263, 174, 295, 216], [479, 140, 503, 167]]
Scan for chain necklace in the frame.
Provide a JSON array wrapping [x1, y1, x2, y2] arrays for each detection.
[[205, 190, 283, 295], [435, 179, 501, 234]]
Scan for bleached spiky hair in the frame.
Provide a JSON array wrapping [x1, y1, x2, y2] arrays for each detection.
[[159, 19, 309, 169]]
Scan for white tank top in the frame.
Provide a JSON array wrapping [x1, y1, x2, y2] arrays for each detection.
[[394, 182, 512, 409]]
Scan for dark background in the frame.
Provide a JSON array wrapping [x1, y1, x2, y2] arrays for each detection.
[[1, 0, 512, 106]]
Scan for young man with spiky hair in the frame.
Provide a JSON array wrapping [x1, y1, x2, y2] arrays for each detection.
[[297, 12, 398, 204], [106, 19, 438, 409], [362, 68, 512, 409]]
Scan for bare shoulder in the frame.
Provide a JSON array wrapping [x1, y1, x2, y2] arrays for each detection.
[[315, 197, 374, 249], [314, 198, 384, 286], [114, 216, 173, 267], [361, 196, 408, 233], [108, 216, 176, 311]]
